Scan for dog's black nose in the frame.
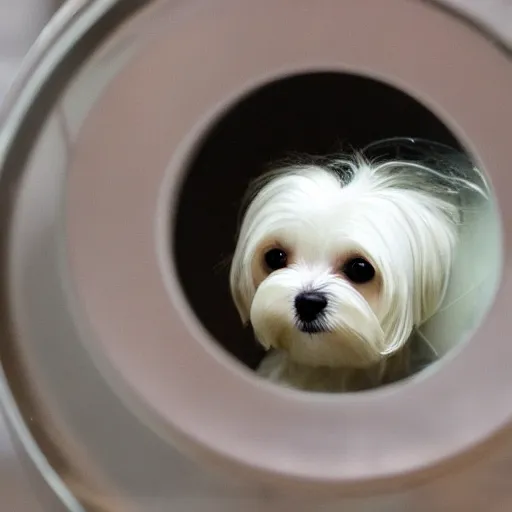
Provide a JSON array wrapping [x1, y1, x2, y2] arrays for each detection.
[[295, 292, 328, 322]]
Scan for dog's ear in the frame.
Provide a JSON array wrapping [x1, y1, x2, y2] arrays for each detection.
[[217, 253, 250, 322], [229, 250, 252, 325]]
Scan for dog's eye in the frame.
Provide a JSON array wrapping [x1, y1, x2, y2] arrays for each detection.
[[343, 257, 375, 284], [264, 248, 288, 271]]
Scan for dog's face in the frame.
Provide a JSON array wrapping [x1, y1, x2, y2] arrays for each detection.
[[230, 158, 460, 369]]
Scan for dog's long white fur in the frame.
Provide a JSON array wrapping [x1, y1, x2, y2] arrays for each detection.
[[230, 153, 486, 392]]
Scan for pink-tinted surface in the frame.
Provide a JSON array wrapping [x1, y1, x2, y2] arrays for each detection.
[[66, 0, 512, 491], [2, 1, 512, 511]]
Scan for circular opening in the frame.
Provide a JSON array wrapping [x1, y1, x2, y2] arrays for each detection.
[[173, 71, 500, 393]]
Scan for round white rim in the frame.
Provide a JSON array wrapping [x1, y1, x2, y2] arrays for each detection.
[[63, 0, 512, 492]]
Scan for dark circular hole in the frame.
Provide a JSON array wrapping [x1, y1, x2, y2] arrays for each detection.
[[173, 72, 461, 370]]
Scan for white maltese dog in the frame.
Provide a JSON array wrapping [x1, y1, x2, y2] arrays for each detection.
[[230, 148, 487, 392]]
